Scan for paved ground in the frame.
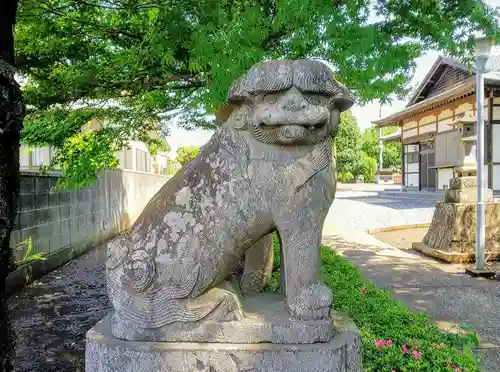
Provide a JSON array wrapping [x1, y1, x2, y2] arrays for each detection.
[[8, 245, 110, 372], [326, 190, 436, 232], [373, 227, 429, 249], [322, 225, 500, 372]]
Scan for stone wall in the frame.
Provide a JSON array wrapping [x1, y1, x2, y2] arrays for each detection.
[[7, 169, 169, 295]]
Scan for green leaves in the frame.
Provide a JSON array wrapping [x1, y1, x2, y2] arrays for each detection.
[[334, 110, 364, 176], [361, 126, 402, 170], [14, 0, 500, 188], [175, 145, 200, 166]]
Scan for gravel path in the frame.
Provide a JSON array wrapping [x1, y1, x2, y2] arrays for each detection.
[[326, 191, 436, 231], [8, 245, 110, 372]]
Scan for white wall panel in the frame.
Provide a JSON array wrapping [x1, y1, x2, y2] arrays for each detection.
[[455, 102, 473, 115], [437, 118, 454, 132], [437, 168, 454, 190], [403, 128, 418, 139], [420, 124, 435, 134], [493, 165, 500, 191], [407, 163, 419, 173], [492, 125, 500, 163], [407, 174, 419, 187]]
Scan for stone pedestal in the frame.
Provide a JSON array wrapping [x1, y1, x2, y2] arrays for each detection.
[[444, 175, 493, 204], [85, 295, 362, 372], [413, 158, 500, 262], [413, 201, 500, 263]]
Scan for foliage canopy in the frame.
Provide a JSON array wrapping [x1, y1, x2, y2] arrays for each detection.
[[362, 126, 402, 170], [175, 145, 200, 166], [15, 0, 500, 187]]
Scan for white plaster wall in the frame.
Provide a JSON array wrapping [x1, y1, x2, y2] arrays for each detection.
[[455, 102, 474, 115], [407, 163, 419, 173], [438, 109, 453, 120], [407, 173, 419, 188], [32, 147, 51, 166], [403, 128, 418, 139], [437, 168, 454, 190], [493, 165, 500, 191], [419, 115, 435, 126], [493, 125, 500, 163], [493, 106, 500, 120], [420, 124, 435, 134], [403, 121, 418, 131], [437, 117, 454, 132], [20, 145, 30, 168]]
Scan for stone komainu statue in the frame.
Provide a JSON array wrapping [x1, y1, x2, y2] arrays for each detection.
[[106, 59, 354, 340]]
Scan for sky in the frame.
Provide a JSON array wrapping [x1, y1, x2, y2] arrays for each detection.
[[166, 0, 500, 156]]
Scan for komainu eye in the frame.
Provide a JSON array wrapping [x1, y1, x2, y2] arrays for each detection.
[[263, 94, 278, 104], [305, 94, 323, 105]]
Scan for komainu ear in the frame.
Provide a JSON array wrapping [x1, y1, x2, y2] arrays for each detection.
[[330, 82, 354, 112], [329, 109, 341, 137], [228, 105, 250, 130]]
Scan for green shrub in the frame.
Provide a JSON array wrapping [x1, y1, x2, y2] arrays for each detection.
[[362, 154, 378, 183], [266, 236, 480, 372], [341, 171, 354, 183]]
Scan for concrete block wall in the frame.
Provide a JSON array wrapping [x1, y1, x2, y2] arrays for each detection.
[[7, 169, 169, 294]]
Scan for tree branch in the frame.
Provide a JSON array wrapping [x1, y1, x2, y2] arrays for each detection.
[[37, 1, 145, 41]]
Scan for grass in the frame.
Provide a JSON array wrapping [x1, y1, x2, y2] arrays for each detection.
[[265, 236, 481, 372]]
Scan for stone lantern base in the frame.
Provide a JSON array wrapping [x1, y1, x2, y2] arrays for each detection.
[[413, 166, 500, 263]]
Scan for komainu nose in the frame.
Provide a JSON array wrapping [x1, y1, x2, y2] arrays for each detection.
[[280, 95, 307, 111]]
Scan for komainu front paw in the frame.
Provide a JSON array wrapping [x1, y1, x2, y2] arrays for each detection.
[[288, 282, 333, 320]]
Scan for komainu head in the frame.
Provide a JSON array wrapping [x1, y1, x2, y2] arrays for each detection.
[[226, 59, 354, 146]]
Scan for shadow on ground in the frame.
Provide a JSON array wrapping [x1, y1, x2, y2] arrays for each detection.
[[8, 244, 110, 372]]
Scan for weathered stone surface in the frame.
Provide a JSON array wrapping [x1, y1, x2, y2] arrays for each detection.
[[238, 235, 274, 296], [445, 187, 493, 203], [449, 176, 477, 190], [104, 59, 354, 339], [85, 311, 362, 372], [111, 293, 333, 343], [422, 201, 500, 254], [412, 241, 500, 264]]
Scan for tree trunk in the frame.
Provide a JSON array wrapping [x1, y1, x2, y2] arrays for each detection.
[[0, 1, 23, 371]]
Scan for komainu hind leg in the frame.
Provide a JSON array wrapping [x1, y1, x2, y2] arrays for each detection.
[[239, 234, 274, 296]]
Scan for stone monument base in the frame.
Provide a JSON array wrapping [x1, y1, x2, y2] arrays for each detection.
[[412, 241, 500, 263], [413, 201, 500, 263], [111, 293, 333, 343], [85, 311, 362, 372]]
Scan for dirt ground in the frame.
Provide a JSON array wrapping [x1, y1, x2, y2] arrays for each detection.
[[372, 227, 429, 250], [372, 226, 500, 274]]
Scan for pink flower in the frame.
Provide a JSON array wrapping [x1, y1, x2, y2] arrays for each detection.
[[375, 340, 385, 350], [412, 350, 421, 359], [387, 339, 393, 345], [402, 344, 408, 353]]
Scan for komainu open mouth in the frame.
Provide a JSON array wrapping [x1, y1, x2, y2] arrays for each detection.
[[259, 122, 325, 131]]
